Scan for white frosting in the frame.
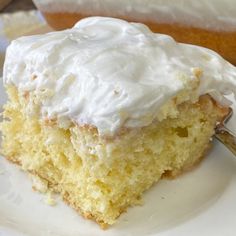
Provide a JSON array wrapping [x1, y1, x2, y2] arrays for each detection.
[[3, 17, 236, 135], [34, 0, 236, 31]]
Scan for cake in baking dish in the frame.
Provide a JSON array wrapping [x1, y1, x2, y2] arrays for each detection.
[[1, 17, 236, 228], [33, 0, 236, 64]]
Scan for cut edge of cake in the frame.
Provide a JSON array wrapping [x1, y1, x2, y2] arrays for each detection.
[[0, 85, 229, 228]]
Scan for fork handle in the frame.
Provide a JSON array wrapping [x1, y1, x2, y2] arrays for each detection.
[[215, 124, 236, 156]]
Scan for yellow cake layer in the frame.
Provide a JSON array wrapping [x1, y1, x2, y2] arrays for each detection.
[[0, 85, 227, 227]]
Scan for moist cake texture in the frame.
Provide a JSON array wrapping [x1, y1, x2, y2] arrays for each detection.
[[1, 17, 236, 227]]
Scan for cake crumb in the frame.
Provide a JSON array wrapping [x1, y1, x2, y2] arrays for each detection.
[[31, 74, 37, 80], [192, 67, 203, 79], [22, 91, 29, 100], [30, 174, 48, 193], [44, 191, 57, 206], [44, 117, 57, 126]]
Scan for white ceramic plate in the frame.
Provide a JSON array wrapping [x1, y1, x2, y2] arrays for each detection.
[[0, 79, 236, 236]]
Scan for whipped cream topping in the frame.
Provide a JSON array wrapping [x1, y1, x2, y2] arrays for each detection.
[[3, 17, 236, 135], [35, 0, 236, 31]]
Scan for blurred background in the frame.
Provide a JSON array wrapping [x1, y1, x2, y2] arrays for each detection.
[[1, 0, 35, 12], [0, 0, 42, 74], [0, 0, 235, 65]]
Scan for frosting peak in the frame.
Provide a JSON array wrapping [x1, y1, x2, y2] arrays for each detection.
[[3, 17, 236, 135]]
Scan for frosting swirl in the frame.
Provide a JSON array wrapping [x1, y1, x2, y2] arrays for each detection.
[[3, 17, 236, 135]]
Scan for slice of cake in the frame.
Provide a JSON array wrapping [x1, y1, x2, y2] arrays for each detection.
[[1, 17, 236, 228]]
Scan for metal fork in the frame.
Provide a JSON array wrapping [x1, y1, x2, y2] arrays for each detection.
[[215, 108, 236, 155]]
